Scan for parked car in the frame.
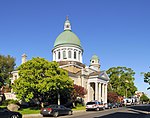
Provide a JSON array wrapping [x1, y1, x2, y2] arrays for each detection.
[[86, 101, 105, 111], [104, 103, 113, 109], [40, 104, 73, 117], [113, 102, 120, 108], [0, 108, 22, 118]]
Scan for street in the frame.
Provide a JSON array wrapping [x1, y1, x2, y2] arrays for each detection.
[[23, 104, 150, 118]]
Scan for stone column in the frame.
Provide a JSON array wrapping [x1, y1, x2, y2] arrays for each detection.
[[55, 51, 58, 61], [105, 84, 107, 103], [80, 52, 83, 63], [72, 50, 74, 60], [99, 83, 101, 101], [102, 83, 105, 103], [87, 82, 90, 102], [95, 82, 98, 100]]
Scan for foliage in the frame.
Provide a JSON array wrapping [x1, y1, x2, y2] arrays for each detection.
[[12, 57, 74, 105], [71, 84, 87, 102], [107, 91, 118, 103], [0, 54, 15, 88], [140, 94, 149, 102], [106, 66, 137, 97], [2, 99, 19, 106], [144, 71, 150, 90]]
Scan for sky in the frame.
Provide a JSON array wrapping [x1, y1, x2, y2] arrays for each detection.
[[0, 0, 150, 97]]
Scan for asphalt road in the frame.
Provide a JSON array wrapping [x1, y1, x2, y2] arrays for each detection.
[[23, 104, 150, 118]]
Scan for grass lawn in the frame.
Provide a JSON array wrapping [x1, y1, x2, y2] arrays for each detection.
[[72, 106, 85, 111], [19, 108, 41, 114]]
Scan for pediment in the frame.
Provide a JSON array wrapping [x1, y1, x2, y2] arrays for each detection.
[[99, 71, 110, 81]]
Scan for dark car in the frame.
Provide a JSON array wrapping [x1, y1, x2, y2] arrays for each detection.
[[112, 102, 120, 108], [0, 108, 22, 118], [40, 104, 73, 117]]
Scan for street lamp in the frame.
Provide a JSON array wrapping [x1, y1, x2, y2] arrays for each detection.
[[56, 86, 60, 105]]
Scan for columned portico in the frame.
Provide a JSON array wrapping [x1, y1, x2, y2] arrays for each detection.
[[87, 79, 108, 103]]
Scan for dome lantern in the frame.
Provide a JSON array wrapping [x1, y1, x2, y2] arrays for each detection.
[[64, 16, 71, 31]]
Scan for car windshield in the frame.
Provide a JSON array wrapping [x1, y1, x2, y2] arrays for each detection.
[[86, 102, 95, 105]]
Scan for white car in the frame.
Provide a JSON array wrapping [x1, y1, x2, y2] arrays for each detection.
[[86, 101, 105, 111]]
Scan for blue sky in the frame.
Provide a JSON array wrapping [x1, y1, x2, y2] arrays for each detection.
[[0, 0, 150, 97]]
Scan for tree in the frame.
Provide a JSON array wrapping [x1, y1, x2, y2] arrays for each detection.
[[0, 54, 15, 88], [71, 84, 87, 103], [107, 91, 118, 103], [140, 94, 149, 103], [144, 71, 150, 90], [12, 57, 74, 105], [106, 67, 137, 97]]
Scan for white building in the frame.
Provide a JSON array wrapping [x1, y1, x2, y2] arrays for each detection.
[[10, 17, 109, 104]]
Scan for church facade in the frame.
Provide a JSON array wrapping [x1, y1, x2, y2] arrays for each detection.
[[52, 17, 109, 103], [10, 17, 109, 104]]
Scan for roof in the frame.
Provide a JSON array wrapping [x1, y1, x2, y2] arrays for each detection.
[[91, 55, 99, 60], [54, 30, 81, 47]]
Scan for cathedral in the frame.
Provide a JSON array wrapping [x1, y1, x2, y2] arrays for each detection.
[[10, 17, 109, 104], [51, 17, 109, 103]]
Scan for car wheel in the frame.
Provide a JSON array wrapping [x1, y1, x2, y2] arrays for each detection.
[[53, 111, 59, 117], [43, 115, 47, 117], [69, 111, 72, 115], [10, 115, 18, 118], [96, 107, 99, 111]]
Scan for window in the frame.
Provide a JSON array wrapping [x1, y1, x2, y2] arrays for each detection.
[[58, 52, 60, 59], [74, 51, 76, 59], [68, 51, 71, 58], [63, 51, 66, 59], [66, 25, 69, 28]]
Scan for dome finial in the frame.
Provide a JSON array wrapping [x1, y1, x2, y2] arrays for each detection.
[[66, 15, 69, 20]]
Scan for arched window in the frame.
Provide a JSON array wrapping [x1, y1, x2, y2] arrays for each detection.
[[63, 51, 66, 59], [58, 51, 60, 59], [68, 51, 71, 58], [74, 51, 76, 59]]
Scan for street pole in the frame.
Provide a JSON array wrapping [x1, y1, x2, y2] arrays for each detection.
[[58, 92, 60, 105]]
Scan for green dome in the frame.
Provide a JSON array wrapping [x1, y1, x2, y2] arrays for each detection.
[[54, 30, 81, 47], [91, 55, 99, 60]]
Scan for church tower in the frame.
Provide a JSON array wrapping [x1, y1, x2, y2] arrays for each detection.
[[89, 55, 100, 71]]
